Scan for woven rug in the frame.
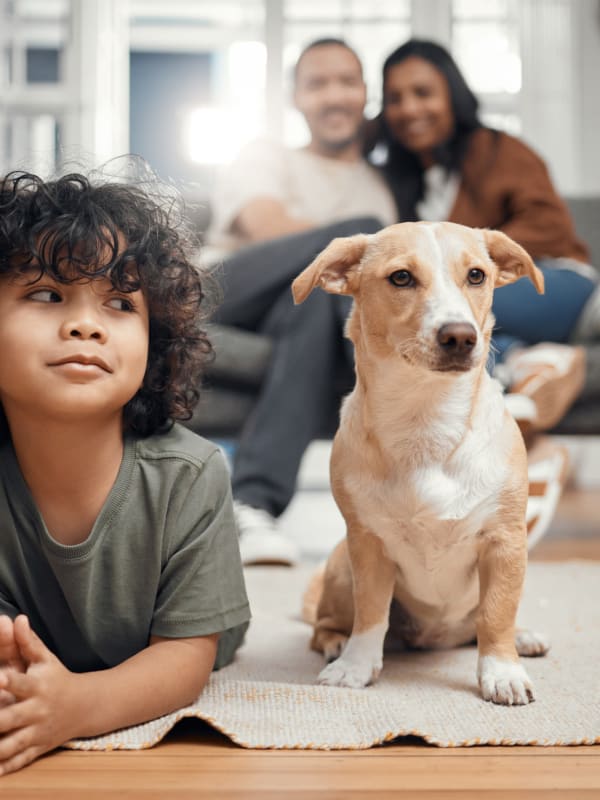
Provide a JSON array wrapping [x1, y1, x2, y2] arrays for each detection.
[[66, 561, 600, 751]]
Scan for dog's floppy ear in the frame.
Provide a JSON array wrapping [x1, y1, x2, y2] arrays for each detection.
[[484, 229, 545, 294], [291, 234, 370, 304]]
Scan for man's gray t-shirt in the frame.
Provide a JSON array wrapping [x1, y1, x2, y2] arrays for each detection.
[[206, 138, 398, 258], [0, 424, 250, 672]]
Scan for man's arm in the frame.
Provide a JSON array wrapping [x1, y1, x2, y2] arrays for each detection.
[[210, 139, 316, 247], [0, 615, 218, 775], [232, 196, 315, 243]]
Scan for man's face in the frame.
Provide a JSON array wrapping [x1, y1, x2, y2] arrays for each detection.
[[294, 44, 366, 156]]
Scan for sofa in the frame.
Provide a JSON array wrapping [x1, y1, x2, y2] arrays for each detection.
[[187, 197, 600, 440]]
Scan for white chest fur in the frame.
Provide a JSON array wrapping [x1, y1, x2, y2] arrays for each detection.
[[338, 370, 512, 647]]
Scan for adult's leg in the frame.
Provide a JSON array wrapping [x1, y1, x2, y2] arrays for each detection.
[[492, 258, 598, 433], [232, 289, 353, 517], [220, 217, 380, 516], [213, 217, 381, 331], [492, 259, 597, 345]]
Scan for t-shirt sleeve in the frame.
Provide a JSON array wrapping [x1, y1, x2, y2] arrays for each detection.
[[209, 138, 286, 237], [150, 449, 250, 639]]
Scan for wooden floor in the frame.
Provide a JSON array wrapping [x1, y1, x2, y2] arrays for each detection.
[[2, 488, 599, 799]]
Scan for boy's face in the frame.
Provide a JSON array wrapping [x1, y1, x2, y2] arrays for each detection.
[[0, 263, 149, 431]]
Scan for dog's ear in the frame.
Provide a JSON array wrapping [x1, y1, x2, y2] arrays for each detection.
[[484, 230, 545, 294], [291, 234, 370, 304]]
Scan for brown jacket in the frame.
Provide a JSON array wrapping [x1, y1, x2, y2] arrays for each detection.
[[449, 128, 589, 263]]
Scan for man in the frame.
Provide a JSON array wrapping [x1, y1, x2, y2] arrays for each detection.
[[206, 39, 396, 565], [208, 38, 396, 253]]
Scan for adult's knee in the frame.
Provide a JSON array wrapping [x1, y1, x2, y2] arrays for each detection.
[[324, 216, 383, 238]]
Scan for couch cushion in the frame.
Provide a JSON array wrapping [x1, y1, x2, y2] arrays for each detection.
[[565, 197, 600, 268]]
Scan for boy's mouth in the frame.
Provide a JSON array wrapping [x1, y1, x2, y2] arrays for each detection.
[[49, 354, 112, 373]]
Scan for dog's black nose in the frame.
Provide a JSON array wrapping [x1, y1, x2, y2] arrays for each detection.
[[437, 323, 477, 355]]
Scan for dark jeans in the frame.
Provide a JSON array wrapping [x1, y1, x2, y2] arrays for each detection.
[[492, 257, 596, 360], [213, 218, 375, 516], [214, 223, 598, 517]]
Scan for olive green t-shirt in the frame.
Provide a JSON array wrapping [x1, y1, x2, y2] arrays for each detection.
[[0, 424, 250, 672]]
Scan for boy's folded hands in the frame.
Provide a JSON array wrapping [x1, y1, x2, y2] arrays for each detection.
[[0, 614, 83, 775]]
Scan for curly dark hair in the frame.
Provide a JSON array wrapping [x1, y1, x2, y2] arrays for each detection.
[[0, 169, 213, 438]]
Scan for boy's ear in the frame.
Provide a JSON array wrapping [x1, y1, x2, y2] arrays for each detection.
[[291, 234, 370, 304], [484, 229, 545, 294]]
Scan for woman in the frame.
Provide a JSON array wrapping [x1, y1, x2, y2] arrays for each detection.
[[371, 39, 600, 432]]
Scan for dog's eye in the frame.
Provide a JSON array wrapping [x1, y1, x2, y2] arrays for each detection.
[[388, 270, 414, 287], [467, 268, 486, 285]]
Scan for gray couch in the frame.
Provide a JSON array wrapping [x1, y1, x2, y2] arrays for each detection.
[[188, 197, 600, 439]]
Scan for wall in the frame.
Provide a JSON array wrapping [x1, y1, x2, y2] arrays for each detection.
[[578, 0, 600, 195]]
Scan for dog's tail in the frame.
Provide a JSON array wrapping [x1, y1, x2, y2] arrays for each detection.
[[301, 562, 326, 625]]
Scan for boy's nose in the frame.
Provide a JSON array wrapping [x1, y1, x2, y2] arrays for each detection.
[[61, 318, 107, 342]]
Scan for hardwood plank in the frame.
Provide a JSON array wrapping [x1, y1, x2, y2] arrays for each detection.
[[3, 742, 600, 797], [3, 792, 600, 800], [4, 792, 600, 800], [530, 536, 600, 561]]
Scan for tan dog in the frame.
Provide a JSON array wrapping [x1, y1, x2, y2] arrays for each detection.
[[292, 221, 550, 705]]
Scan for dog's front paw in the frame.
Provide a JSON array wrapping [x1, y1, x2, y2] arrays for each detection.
[[515, 629, 550, 657], [317, 655, 381, 688], [478, 656, 534, 705]]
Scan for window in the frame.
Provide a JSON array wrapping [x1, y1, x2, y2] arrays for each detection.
[[0, 0, 71, 174], [129, 0, 266, 171], [283, 0, 411, 145], [451, 0, 522, 134]]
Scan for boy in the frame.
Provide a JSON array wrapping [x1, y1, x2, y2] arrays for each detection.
[[0, 170, 250, 775]]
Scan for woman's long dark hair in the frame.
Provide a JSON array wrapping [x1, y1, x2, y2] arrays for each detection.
[[374, 39, 483, 221]]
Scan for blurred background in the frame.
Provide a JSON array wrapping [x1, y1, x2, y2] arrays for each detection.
[[1, 0, 599, 199]]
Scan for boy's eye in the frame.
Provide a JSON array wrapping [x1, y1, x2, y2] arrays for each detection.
[[27, 289, 62, 303], [107, 296, 134, 312]]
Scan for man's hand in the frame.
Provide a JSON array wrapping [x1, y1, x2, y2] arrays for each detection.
[[234, 197, 314, 243], [0, 615, 82, 776]]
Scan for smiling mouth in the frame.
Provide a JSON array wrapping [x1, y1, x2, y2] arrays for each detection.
[[400, 121, 431, 136], [321, 109, 353, 121]]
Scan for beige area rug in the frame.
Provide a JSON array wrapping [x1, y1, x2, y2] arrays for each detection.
[[66, 561, 600, 751]]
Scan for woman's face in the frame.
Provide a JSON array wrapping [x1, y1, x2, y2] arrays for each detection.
[[383, 56, 455, 167]]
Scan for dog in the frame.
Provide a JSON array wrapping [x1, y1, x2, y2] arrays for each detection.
[[292, 221, 550, 706]]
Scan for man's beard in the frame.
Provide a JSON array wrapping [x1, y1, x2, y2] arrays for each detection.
[[316, 129, 363, 154]]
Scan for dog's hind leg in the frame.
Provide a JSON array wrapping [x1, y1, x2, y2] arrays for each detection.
[[312, 628, 349, 663], [515, 627, 550, 657], [309, 540, 354, 661]]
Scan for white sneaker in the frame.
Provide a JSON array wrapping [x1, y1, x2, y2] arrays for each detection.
[[505, 344, 586, 432], [526, 438, 570, 550], [233, 501, 299, 566]]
